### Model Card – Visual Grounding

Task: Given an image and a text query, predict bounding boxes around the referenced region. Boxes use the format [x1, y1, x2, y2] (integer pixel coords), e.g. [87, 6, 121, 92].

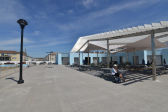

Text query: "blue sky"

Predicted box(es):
[0, 0, 168, 57]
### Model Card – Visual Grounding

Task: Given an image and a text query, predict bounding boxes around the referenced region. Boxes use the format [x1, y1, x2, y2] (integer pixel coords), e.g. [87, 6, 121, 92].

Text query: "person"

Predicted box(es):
[111, 64, 125, 83]
[147, 60, 150, 66]
[142, 59, 145, 65]
[164, 58, 166, 65]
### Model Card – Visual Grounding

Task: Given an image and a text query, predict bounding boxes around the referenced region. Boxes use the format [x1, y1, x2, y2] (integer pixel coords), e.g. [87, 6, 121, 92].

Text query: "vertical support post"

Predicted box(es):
[126, 52, 129, 63]
[97, 50, 99, 65]
[87, 41, 90, 65]
[151, 30, 156, 80]
[133, 49, 136, 65]
[78, 51, 80, 65]
[88, 51, 90, 65]
[82, 52, 83, 65]
[107, 39, 110, 68]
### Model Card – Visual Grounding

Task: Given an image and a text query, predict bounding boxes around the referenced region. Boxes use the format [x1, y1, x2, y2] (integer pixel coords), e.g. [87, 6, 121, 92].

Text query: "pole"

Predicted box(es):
[151, 30, 156, 80]
[126, 51, 129, 63]
[82, 52, 83, 65]
[88, 51, 90, 65]
[97, 50, 99, 65]
[78, 51, 80, 65]
[133, 51, 135, 65]
[17, 19, 28, 84]
[107, 39, 110, 68]
[18, 27, 24, 84]
[87, 41, 90, 65]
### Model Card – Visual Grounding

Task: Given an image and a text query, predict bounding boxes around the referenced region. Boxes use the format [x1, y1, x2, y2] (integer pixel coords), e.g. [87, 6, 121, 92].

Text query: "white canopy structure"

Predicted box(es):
[71, 21, 168, 80]
[119, 36, 166, 52]
[71, 21, 168, 52]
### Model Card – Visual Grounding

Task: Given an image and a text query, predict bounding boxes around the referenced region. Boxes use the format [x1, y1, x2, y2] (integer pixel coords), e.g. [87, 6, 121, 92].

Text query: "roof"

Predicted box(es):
[0, 50, 27, 55]
[119, 36, 166, 52]
[71, 21, 168, 52]
[0, 50, 19, 54]
[50, 52, 56, 55]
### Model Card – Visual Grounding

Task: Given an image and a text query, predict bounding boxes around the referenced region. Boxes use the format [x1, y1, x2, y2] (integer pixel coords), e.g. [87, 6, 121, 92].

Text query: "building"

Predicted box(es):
[55, 21, 168, 66]
[0, 50, 27, 62]
[55, 48, 168, 66]
[26, 56, 33, 61]
[32, 58, 44, 61]
[44, 52, 57, 63]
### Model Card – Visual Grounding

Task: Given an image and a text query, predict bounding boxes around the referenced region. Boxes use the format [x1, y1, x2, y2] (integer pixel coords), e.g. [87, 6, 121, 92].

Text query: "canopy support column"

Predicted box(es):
[126, 51, 129, 63]
[88, 51, 90, 65]
[78, 51, 80, 65]
[151, 31, 156, 80]
[97, 50, 99, 65]
[133, 51, 135, 65]
[82, 52, 83, 65]
[107, 39, 110, 68]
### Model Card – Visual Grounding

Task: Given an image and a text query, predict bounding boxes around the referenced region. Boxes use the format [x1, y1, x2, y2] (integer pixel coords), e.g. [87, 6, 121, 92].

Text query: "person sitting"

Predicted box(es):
[112, 64, 125, 83]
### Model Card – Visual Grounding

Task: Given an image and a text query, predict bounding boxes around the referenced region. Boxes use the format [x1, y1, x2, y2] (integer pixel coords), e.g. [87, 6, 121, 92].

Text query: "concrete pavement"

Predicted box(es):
[0, 65, 168, 112]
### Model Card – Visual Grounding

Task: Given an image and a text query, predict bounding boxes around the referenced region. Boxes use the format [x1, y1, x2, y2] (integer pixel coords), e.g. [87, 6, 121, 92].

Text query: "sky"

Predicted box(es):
[0, 0, 168, 57]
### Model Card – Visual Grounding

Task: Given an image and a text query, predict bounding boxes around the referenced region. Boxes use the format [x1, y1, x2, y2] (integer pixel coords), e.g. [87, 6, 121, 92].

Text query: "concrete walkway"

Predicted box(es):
[0, 65, 168, 112]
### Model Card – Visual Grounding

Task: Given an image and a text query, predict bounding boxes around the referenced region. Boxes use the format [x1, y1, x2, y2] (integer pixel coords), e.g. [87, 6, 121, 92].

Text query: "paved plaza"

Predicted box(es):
[0, 65, 168, 112]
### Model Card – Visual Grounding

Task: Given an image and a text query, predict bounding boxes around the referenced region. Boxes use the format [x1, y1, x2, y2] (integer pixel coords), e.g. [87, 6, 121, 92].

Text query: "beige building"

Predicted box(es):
[0, 50, 27, 62]
[44, 52, 56, 63]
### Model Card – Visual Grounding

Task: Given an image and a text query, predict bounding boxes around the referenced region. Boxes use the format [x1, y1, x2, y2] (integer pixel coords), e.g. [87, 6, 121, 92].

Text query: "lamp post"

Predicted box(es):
[17, 19, 28, 84]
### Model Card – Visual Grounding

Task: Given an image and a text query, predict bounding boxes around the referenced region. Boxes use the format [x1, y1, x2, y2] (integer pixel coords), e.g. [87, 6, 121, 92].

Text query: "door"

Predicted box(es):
[62, 57, 69, 65]
[74, 57, 79, 64]
[119, 56, 123, 64]
[133, 56, 139, 65]
[85, 57, 90, 65]
[93, 57, 98, 65]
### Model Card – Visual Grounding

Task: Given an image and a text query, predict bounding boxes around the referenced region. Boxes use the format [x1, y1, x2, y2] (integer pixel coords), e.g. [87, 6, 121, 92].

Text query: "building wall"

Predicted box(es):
[69, 52, 107, 65]
[161, 49, 168, 64]
[126, 50, 145, 65]
[10, 54, 20, 61]
[44, 53, 56, 62]
[56, 49, 168, 65]
[57, 53, 62, 65]
[111, 52, 127, 64]
[0, 53, 26, 61]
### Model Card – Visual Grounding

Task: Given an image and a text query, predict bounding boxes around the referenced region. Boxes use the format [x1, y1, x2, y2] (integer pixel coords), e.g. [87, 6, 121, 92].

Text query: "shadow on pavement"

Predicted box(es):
[68, 66, 167, 86]
[6, 77, 18, 83]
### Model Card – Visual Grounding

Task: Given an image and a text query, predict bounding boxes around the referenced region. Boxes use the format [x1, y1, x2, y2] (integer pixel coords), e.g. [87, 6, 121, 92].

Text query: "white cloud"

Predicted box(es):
[0, 46, 19, 51]
[57, 0, 161, 31]
[67, 9, 74, 14]
[82, 0, 96, 8]
[33, 31, 40, 36]
[27, 40, 71, 48]
[0, 38, 34, 46]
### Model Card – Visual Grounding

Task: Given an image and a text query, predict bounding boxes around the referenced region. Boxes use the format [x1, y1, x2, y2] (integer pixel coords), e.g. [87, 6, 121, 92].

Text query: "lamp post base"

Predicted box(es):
[17, 80, 24, 84]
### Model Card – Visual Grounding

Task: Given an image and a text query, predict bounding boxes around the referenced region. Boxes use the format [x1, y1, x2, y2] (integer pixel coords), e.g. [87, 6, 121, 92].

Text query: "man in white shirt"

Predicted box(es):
[112, 64, 125, 82]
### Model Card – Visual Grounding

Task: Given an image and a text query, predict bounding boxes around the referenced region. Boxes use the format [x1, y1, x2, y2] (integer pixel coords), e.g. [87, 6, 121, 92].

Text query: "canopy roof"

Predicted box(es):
[119, 36, 166, 52]
[81, 43, 106, 52]
[71, 21, 168, 52]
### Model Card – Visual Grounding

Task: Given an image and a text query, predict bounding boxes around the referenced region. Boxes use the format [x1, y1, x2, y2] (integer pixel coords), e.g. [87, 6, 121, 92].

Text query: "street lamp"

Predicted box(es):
[17, 19, 28, 84]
